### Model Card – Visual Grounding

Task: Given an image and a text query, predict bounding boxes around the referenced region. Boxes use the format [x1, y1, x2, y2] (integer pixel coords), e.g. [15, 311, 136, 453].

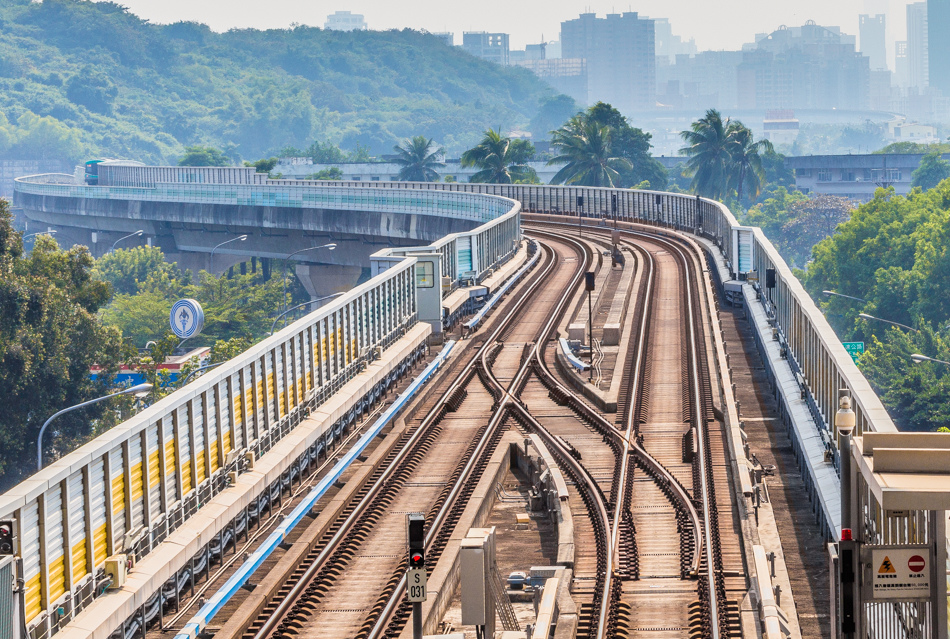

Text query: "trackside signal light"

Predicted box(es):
[408, 513, 425, 569]
[410, 551, 425, 568]
[0, 520, 14, 555]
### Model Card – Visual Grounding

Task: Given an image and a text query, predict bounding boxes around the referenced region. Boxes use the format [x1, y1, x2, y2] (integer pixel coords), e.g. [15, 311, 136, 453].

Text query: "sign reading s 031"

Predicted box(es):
[407, 567, 427, 602]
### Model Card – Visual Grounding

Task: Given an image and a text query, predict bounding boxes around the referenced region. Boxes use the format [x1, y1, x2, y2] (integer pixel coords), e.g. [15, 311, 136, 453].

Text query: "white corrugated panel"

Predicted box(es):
[146, 424, 162, 520]
[89, 458, 108, 567]
[274, 347, 285, 419]
[206, 391, 220, 474]
[192, 398, 206, 485]
[177, 405, 193, 495]
[44, 484, 66, 603]
[223, 374, 239, 452]
[67, 471, 88, 582]
[20, 502, 41, 622]
[162, 416, 178, 506]
[108, 447, 127, 547]
[128, 437, 145, 529]
[253, 360, 265, 435]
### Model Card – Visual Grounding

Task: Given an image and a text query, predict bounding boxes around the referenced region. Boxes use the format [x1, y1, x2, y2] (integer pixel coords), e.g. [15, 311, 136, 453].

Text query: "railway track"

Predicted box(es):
[236, 236, 592, 639]
[232, 220, 746, 639]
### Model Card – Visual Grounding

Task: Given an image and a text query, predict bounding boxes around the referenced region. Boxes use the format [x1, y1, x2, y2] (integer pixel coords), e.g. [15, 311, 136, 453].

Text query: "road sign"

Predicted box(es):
[407, 567, 427, 602]
[170, 299, 204, 339]
[865, 545, 932, 600]
[842, 341, 865, 363]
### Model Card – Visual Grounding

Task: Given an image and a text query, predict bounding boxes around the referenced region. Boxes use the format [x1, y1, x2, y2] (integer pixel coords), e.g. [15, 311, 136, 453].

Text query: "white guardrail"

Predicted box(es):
[6, 176, 525, 639]
[8, 175, 897, 639]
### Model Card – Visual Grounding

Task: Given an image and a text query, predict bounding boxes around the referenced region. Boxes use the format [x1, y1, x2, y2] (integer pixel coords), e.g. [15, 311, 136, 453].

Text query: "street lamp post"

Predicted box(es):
[857, 313, 917, 332]
[110, 229, 144, 253]
[37, 383, 153, 470]
[269, 293, 344, 335]
[280, 243, 337, 313]
[911, 353, 950, 367]
[23, 229, 57, 241]
[822, 290, 868, 304]
[209, 234, 248, 273]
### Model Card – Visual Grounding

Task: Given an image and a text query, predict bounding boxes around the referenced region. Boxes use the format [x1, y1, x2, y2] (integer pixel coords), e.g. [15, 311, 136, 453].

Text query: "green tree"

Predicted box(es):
[392, 136, 445, 182]
[306, 140, 347, 164]
[177, 145, 230, 167]
[65, 67, 118, 114]
[727, 124, 773, 202]
[246, 156, 279, 174]
[680, 109, 735, 199]
[548, 115, 632, 187]
[93, 246, 187, 296]
[585, 102, 667, 189]
[306, 167, 343, 180]
[0, 201, 126, 487]
[529, 94, 580, 141]
[780, 195, 853, 267]
[461, 129, 536, 184]
[911, 150, 950, 191]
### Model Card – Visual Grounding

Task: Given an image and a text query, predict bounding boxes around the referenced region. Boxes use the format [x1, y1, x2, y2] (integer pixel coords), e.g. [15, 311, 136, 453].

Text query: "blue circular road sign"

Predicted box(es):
[170, 299, 204, 339]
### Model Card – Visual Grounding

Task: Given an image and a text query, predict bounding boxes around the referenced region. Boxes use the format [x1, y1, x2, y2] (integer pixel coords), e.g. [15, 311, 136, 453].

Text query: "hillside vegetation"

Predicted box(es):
[0, 0, 558, 164]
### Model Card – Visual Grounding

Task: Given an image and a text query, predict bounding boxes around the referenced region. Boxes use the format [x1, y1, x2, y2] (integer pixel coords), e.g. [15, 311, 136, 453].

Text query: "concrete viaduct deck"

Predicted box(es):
[6, 170, 940, 639]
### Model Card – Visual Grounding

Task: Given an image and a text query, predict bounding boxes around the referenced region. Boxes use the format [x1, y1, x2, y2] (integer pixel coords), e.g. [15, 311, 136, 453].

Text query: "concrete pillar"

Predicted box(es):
[295, 264, 363, 299]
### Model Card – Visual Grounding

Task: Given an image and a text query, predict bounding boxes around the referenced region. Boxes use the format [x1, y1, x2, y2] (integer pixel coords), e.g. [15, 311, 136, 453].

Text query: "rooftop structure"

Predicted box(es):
[324, 11, 367, 32]
[785, 152, 948, 201]
[462, 31, 510, 66]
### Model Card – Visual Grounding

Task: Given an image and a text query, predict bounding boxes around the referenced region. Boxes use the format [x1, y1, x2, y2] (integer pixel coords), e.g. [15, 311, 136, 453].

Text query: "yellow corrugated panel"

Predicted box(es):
[24, 573, 41, 622]
[195, 449, 206, 484]
[111, 474, 124, 514]
[148, 449, 161, 488]
[222, 427, 232, 454]
[209, 442, 220, 473]
[92, 523, 108, 565]
[233, 393, 243, 425]
[48, 555, 66, 602]
[306, 371, 312, 391]
[164, 438, 176, 477]
[130, 462, 144, 502]
[181, 460, 193, 494]
[71, 538, 88, 581]
[267, 373, 275, 402]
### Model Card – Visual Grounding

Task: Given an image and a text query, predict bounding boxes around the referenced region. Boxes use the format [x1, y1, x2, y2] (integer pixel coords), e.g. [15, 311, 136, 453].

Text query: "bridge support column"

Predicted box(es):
[295, 264, 363, 299]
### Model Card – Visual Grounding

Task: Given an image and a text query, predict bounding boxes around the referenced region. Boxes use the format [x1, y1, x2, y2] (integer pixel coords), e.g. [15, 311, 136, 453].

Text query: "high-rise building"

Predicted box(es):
[736, 22, 869, 111]
[907, 2, 929, 89]
[859, 14, 887, 70]
[895, 41, 910, 87]
[928, 0, 950, 93]
[560, 12, 656, 114]
[462, 32, 510, 66]
[324, 11, 367, 32]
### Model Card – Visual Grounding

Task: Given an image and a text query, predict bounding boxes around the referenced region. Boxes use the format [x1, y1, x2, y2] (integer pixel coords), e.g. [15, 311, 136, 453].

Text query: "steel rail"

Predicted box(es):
[250, 246, 555, 639]
[365, 235, 595, 639]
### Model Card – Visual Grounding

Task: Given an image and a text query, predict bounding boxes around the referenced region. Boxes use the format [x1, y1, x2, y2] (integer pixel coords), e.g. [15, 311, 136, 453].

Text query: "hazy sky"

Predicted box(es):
[105, 0, 918, 59]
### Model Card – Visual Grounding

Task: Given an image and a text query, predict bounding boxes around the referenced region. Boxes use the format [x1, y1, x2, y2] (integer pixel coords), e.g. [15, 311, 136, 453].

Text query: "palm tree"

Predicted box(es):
[728, 123, 774, 202]
[547, 116, 632, 187]
[392, 136, 445, 182]
[679, 109, 734, 199]
[461, 129, 536, 184]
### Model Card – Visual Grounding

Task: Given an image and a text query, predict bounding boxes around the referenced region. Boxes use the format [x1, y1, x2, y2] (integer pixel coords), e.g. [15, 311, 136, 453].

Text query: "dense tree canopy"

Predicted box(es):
[0, 200, 126, 488]
[802, 180, 950, 430]
[96, 248, 285, 348]
[911, 151, 950, 191]
[0, 0, 560, 162]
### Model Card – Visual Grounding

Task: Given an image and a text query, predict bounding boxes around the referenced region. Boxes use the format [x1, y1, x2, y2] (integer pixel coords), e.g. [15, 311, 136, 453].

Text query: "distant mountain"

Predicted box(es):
[0, 0, 559, 164]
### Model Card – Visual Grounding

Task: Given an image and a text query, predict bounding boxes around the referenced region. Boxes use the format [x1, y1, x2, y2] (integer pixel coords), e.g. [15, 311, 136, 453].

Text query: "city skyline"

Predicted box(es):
[97, 0, 921, 57]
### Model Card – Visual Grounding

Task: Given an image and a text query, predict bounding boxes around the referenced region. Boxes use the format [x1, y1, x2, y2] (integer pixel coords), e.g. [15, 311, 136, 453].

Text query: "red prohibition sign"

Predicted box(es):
[908, 555, 926, 573]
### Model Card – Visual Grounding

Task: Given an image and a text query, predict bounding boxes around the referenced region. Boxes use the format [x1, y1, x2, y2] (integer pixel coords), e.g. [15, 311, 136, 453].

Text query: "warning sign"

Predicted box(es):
[878, 556, 896, 574]
[868, 547, 932, 600]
